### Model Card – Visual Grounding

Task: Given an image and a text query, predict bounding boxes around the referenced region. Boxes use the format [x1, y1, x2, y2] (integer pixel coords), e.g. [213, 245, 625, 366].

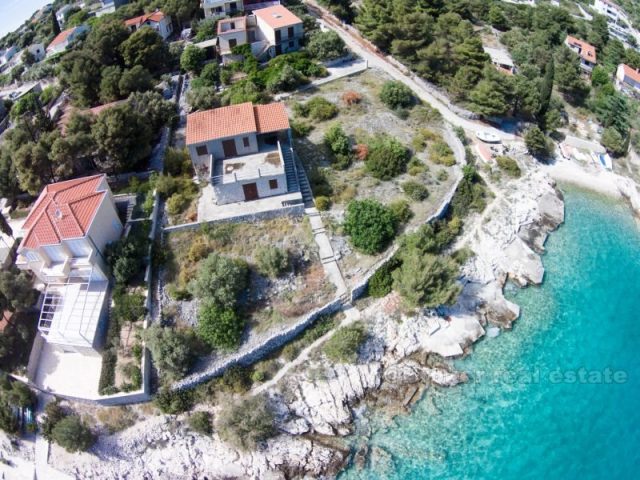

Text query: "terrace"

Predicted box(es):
[210, 138, 284, 185]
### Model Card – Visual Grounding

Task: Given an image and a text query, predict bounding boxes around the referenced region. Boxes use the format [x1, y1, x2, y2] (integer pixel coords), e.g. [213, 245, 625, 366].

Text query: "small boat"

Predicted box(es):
[476, 131, 501, 143]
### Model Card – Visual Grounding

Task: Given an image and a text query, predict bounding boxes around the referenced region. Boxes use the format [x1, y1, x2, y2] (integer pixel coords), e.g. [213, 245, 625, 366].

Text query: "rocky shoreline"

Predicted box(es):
[39, 170, 566, 479]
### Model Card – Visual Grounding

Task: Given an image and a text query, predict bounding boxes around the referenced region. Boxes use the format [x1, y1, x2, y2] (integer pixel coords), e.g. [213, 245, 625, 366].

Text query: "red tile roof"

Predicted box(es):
[124, 11, 166, 28]
[47, 27, 77, 51]
[20, 175, 107, 250]
[253, 5, 302, 29]
[621, 64, 640, 84]
[565, 35, 597, 64]
[186, 102, 290, 145]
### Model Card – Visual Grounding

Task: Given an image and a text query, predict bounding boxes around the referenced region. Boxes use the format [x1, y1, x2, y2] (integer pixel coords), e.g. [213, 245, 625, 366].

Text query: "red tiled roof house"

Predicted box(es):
[46, 25, 89, 56]
[186, 102, 295, 204]
[124, 10, 173, 40]
[16, 175, 123, 354]
[564, 35, 597, 74]
[616, 63, 640, 96]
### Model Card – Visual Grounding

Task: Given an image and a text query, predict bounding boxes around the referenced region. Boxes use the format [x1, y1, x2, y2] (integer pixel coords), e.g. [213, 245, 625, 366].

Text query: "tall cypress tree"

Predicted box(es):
[51, 11, 61, 36]
[538, 57, 555, 118]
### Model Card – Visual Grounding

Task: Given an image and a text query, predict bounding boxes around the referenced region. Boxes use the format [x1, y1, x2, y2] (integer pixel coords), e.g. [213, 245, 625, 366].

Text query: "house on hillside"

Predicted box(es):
[124, 11, 173, 40]
[216, 4, 303, 62]
[96, 0, 129, 17]
[56, 4, 76, 27]
[201, 0, 244, 20]
[483, 46, 515, 75]
[1, 44, 46, 73]
[0, 46, 18, 66]
[186, 102, 296, 204]
[15, 175, 123, 355]
[564, 36, 597, 74]
[615, 63, 640, 96]
[592, 0, 636, 45]
[46, 25, 89, 56]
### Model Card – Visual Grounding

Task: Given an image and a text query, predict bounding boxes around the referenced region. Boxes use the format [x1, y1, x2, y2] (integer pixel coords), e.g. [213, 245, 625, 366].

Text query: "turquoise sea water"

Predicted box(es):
[341, 187, 640, 480]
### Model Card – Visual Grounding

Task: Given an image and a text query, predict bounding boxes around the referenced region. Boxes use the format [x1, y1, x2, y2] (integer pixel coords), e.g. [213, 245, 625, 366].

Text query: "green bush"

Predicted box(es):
[495, 156, 521, 177]
[290, 118, 313, 137]
[219, 366, 252, 393]
[51, 416, 95, 453]
[299, 97, 338, 121]
[524, 126, 551, 158]
[429, 140, 456, 166]
[197, 304, 245, 350]
[41, 402, 67, 441]
[365, 135, 410, 180]
[144, 326, 196, 382]
[307, 30, 347, 61]
[217, 395, 275, 451]
[255, 246, 289, 278]
[323, 323, 366, 363]
[402, 181, 429, 201]
[166, 193, 191, 215]
[389, 199, 413, 227]
[344, 199, 396, 254]
[324, 123, 351, 156]
[164, 148, 192, 176]
[189, 253, 249, 308]
[112, 291, 146, 325]
[368, 259, 399, 298]
[98, 348, 118, 395]
[380, 81, 415, 110]
[315, 196, 331, 211]
[188, 411, 212, 435]
[155, 388, 194, 414]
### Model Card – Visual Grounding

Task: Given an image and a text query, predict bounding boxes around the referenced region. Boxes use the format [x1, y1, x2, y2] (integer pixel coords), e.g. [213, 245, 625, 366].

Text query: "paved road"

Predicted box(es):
[304, 0, 516, 141]
[563, 134, 606, 153]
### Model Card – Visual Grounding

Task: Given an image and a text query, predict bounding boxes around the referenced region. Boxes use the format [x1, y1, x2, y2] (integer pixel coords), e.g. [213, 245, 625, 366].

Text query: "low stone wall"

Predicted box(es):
[322, 53, 355, 68]
[172, 297, 344, 391]
[163, 203, 305, 234]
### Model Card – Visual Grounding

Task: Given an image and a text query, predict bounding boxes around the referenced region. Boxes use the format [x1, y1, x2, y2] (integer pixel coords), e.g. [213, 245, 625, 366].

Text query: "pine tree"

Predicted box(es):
[0, 213, 12, 238]
[538, 57, 555, 118]
[51, 11, 60, 36]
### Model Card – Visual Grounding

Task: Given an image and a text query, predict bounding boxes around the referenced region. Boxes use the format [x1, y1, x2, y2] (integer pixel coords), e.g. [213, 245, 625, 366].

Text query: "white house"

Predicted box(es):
[96, 0, 129, 17]
[0, 46, 18, 66]
[56, 4, 76, 27]
[124, 10, 173, 40]
[565, 35, 597, 74]
[186, 102, 296, 204]
[615, 63, 640, 96]
[483, 46, 515, 75]
[216, 4, 303, 61]
[201, 0, 243, 19]
[592, 0, 637, 45]
[16, 175, 123, 355]
[46, 25, 89, 56]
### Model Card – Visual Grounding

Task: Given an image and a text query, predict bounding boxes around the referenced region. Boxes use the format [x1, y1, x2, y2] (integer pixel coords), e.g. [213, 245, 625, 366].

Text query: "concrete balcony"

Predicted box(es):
[210, 140, 285, 186]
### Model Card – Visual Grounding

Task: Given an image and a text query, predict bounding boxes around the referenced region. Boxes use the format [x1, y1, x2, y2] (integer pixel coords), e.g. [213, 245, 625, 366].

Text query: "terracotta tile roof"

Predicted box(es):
[186, 102, 289, 145]
[20, 175, 107, 250]
[58, 100, 124, 135]
[124, 10, 166, 28]
[217, 16, 247, 35]
[565, 35, 597, 64]
[47, 27, 77, 51]
[253, 5, 302, 30]
[620, 64, 640, 85]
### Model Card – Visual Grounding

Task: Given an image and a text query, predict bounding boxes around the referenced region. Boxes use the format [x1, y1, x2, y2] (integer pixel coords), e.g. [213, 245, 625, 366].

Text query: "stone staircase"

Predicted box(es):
[292, 153, 315, 208]
[282, 144, 300, 194]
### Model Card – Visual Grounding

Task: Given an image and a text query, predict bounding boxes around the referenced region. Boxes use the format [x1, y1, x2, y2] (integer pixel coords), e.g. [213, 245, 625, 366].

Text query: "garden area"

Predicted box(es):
[285, 69, 462, 281]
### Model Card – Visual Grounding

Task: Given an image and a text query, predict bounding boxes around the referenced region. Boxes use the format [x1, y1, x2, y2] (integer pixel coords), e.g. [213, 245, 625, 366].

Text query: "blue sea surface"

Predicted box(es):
[341, 187, 640, 480]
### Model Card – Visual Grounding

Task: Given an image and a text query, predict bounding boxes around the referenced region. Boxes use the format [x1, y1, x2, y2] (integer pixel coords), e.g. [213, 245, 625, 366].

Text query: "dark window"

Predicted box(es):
[229, 38, 237, 48]
[288, 27, 294, 38]
[230, 22, 235, 29]
[275, 30, 281, 42]
[269, 179, 278, 190]
[195, 145, 208, 156]
[243, 137, 250, 148]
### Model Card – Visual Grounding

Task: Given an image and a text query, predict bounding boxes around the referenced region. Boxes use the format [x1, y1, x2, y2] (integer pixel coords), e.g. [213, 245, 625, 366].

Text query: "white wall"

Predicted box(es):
[219, 29, 248, 54]
[214, 172, 288, 204]
[188, 132, 259, 163]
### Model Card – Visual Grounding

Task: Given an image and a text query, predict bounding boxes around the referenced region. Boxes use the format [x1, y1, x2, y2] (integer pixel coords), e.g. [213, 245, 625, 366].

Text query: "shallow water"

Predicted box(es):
[341, 187, 640, 480]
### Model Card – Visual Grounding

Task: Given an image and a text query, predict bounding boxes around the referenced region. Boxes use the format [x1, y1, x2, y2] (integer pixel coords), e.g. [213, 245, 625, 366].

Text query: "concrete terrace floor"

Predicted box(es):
[197, 184, 303, 222]
[34, 342, 102, 399]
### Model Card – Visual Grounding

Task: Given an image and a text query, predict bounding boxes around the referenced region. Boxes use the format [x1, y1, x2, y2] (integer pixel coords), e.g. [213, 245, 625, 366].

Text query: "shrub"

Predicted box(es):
[164, 148, 192, 176]
[342, 91, 362, 106]
[354, 143, 368, 161]
[601, 127, 627, 156]
[219, 366, 252, 393]
[324, 123, 351, 156]
[380, 81, 415, 110]
[524, 126, 551, 159]
[187, 238, 210, 263]
[429, 140, 456, 166]
[188, 411, 212, 435]
[197, 304, 244, 350]
[305, 97, 338, 121]
[437, 169, 449, 181]
[217, 395, 275, 451]
[365, 135, 410, 180]
[307, 30, 347, 61]
[144, 326, 195, 381]
[290, 118, 313, 138]
[323, 323, 366, 363]
[189, 253, 249, 308]
[98, 348, 117, 395]
[255, 246, 289, 278]
[389, 199, 413, 226]
[495, 156, 521, 177]
[393, 251, 461, 308]
[343, 200, 396, 254]
[41, 402, 67, 441]
[111, 292, 146, 325]
[412, 128, 439, 152]
[155, 388, 194, 414]
[407, 157, 427, 176]
[368, 258, 399, 298]
[315, 196, 331, 211]
[51, 416, 95, 453]
[121, 363, 142, 389]
[166, 193, 190, 215]
[402, 181, 429, 201]
[180, 45, 206, 73]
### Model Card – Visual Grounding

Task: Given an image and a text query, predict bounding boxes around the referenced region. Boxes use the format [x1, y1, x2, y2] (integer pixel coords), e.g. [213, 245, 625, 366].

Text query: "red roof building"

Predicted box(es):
[124, 10, 173, 40]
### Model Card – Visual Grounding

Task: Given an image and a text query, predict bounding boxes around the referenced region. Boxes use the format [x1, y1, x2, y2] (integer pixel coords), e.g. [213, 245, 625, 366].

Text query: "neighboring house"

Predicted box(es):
[564, 36, 597, 73]
[217, 4, 303, 61]
[46, 25, 89, 56]
[56, 4, 75, 27]
[483, 46, 515, 75]
[58, 99, 125, 134]
[0, 46, 18, 66]
[0, 44, 45, 74]
[592, 0, 636, 44]
[16, 175, 123, 355]
[201, 0, 244, 20]
[615, 63, 640, 96]
[96, 0, 129, 17]
[186, 102, 295, 204]
[124, 10, 173, 40]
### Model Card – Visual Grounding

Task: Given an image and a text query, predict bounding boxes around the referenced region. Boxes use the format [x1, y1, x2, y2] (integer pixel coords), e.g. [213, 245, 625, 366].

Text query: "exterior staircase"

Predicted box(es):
[282, 142, 300, 193]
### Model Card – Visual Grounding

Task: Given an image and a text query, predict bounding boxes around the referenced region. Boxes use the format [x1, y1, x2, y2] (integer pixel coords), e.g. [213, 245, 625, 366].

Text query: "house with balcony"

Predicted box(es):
[186, 102, 298, 204]
[202, 0, 243, 19]
[564, 36, 597, 74]
[46, 24, 89, 56]
[16, 175, 123, 356]
[615, 64, 640, 96]
[593, 0, 637, 45]
[216, 4, 303, 62]
[124, 10, 173, 40]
